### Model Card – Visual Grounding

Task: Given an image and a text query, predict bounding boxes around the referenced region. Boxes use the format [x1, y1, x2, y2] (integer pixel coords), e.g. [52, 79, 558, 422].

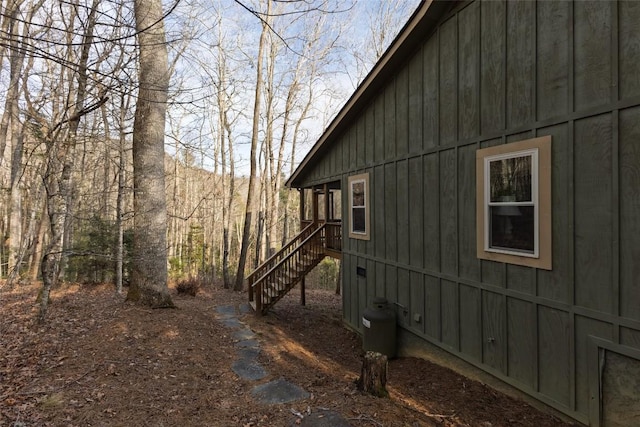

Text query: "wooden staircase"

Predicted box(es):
[248, 223, 327, 315]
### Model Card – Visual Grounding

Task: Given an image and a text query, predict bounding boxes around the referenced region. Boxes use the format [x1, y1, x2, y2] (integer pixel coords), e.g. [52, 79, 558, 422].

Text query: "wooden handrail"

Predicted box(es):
[248, 222, 320, 313]
[248, 219, 343, 314]
[252, 224, 326, 287]
[246, 222, 317, 284]
[249, 224, 327, 314]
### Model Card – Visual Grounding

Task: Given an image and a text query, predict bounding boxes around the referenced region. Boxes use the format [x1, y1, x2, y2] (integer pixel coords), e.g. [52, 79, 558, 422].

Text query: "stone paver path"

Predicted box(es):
[214, 304, 352, 426]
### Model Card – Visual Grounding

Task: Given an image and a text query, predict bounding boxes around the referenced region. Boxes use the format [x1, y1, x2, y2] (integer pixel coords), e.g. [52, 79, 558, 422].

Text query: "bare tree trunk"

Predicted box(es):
[254, 187, 265, 269]
[263, 41, 276, 258]
[234, 0, 271, 291]
[40, 142, 71, 320]
[14, 184, 43, 283]
[216, 44, 236, 288]
[0, 0, 21, 170]
[7, 132, 23, 284]
[280, 31, 317, 246]
[39, 0, 102, 321]
[29, 200, 47, 281]
[223, 116, 236, 288]
[115, 92, 130, 294]
[126, 0, 173, 308]
[1, 0, 28, 280]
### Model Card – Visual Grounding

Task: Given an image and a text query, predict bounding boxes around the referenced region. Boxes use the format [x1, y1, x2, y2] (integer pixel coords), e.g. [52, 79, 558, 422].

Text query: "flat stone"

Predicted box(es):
[232, 358, 267, 381]
[237, 348, 260, 361]
[252, 378, 310, 405]
[233, 328, 256, 341]
[215, 305, 237, 317]
[219, 318, 243, 329]
[235, 339, 259, 349]
[238, 303, 253, 314]
[295, 409, 351, 427]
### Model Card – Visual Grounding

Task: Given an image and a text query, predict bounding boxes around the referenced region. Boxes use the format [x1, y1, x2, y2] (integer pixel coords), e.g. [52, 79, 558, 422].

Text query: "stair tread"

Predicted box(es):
[250, 235, 329, 315]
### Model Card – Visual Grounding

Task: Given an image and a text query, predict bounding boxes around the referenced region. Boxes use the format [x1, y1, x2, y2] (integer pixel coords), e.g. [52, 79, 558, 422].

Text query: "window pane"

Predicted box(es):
[317, 193, 325, 220]
[352, 208, 366, 233]
[352, 181, 365, 207]
[489, 205, 534, 253]
[303, 189, 313, 220]
[331, 190, 342, 220]
[489, 155, 532, 202]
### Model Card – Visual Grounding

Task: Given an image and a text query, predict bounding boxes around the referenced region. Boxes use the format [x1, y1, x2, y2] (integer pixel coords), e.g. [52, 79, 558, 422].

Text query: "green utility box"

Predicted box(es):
[362, 297, 397, 358]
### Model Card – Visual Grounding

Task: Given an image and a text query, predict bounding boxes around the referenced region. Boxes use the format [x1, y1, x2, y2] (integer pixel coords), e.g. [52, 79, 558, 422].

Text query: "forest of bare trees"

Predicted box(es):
[0, 0, 418, 318]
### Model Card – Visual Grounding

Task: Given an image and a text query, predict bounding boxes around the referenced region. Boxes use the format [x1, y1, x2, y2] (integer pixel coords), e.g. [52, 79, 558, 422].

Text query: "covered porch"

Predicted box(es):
[247, 180, 342, 315]
[298, 180, 343, 259]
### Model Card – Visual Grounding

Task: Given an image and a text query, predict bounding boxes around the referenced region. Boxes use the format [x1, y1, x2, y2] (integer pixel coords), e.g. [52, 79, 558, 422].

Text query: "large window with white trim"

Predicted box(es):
[348, 173, 370, 240]
[476, 136, 552, 270]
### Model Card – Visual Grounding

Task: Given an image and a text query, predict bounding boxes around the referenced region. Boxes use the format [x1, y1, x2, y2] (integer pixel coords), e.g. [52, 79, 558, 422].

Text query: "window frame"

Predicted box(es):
[348, 173, 370, 240]
[476, 136, 552, 270]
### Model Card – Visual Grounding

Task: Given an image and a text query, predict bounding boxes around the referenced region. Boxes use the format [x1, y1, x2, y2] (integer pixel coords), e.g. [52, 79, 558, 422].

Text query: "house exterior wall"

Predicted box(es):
[294, 1, 640, 423]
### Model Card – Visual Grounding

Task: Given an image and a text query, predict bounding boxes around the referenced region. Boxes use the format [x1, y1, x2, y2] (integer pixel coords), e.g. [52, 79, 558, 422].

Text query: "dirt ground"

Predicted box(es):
[0, 282, 580, 427]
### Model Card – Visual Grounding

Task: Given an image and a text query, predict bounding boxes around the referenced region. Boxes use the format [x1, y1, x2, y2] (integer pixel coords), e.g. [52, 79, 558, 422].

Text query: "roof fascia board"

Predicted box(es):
[286, 0, 450, 188]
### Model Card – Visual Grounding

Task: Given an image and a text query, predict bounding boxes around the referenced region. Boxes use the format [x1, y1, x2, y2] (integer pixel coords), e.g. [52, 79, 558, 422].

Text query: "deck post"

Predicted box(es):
[300, 276, 306, 306]
[312, 187, 319, 223]
[299, 188, 305, 229]
[323, 183, 329, 223]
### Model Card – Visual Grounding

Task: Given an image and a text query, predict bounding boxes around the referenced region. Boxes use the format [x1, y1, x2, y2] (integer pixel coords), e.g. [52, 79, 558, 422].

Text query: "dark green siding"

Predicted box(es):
[480, 1, 505, 133]
[620, 2, 640, 98]
[483, 291, 506, 373]
[574, 1, 612, 111]
[458, 144, 478, 281]
[293, 1, 640, 423]
[620, 107, 640, 321]
[575, 114, 613, 313]
[537, 123, 570, 303]
[507, 298, 535, 386]
[536, 1, 569, 121]
[459, 284, 481, 361]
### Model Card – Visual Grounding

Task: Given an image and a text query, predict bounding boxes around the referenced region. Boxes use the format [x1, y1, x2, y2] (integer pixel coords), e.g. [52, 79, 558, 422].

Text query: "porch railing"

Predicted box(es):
[248, 223, 326, 314]
[247, 222, 316, 293]
[325, 221, 341, 251]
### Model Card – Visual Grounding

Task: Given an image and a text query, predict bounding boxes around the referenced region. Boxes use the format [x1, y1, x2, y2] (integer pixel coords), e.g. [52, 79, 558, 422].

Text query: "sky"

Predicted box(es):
[163, 0, 421, 177]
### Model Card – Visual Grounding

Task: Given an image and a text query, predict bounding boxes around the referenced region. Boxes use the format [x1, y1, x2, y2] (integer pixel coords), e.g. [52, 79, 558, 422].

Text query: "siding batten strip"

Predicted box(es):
[611, 0, 621, 347]
[566, 0, 577, 409]
[612, 109, 620, 344]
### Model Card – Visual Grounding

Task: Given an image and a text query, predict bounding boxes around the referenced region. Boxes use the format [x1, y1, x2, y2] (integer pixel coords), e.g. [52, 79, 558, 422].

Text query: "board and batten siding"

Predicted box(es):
[294, 1, 640, 423]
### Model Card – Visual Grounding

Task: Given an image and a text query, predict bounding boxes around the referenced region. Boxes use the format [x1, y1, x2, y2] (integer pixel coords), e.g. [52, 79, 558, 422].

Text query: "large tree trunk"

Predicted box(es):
[126, 0, 173, 308]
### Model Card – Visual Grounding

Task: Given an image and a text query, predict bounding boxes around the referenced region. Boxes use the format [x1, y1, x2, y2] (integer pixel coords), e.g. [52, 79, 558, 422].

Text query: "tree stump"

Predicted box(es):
[357, 351, 388, 397]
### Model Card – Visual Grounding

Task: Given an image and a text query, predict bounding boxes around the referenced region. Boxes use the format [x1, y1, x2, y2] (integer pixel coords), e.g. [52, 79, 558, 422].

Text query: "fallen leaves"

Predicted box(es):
[0, 282, 576, 427]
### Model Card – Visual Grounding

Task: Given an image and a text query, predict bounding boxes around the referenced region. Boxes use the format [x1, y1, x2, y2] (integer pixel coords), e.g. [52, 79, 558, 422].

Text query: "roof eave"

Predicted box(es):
[286, 0, 453, 189]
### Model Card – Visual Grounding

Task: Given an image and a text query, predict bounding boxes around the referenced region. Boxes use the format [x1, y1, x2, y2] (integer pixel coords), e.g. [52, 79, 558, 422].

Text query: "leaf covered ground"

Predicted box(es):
[0, 282, 579, 426]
